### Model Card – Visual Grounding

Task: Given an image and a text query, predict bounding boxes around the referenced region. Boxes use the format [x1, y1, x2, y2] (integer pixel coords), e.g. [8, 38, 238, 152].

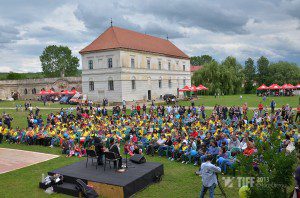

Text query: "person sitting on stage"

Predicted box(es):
[109, 138, 122, 169]
[94, 135, 105, 165]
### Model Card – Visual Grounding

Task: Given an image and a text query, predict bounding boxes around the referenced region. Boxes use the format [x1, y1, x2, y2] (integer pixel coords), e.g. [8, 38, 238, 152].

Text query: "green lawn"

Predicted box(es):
[0, 100, 72, 109]
[0, 143, 238, 198]
[176, 94, 299, 108]
[1, 109, 61, 129]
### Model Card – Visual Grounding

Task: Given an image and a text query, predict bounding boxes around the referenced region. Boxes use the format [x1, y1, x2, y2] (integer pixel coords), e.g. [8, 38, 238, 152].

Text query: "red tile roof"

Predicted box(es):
[80, 26, 189, 59]
[190, 65, 203, 72]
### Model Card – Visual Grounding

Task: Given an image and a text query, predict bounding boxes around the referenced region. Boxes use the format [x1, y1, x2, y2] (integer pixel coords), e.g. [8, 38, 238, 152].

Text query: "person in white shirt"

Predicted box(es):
[199, 154, 221, 198]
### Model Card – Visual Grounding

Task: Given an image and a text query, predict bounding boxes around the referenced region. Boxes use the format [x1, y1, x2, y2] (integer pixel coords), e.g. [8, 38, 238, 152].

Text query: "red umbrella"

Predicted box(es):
[37, 90, 48, 95]
[196, 84, 208, 91]
[179, 85, 190, 92]
[61, 90, 70, 95]
[268, 84, 281, 90]
[282, 84, 295, 89]
[70, 89, 78, 95]
[257, 84, 269, 90]
[287, 84, 295, 89]
[47, 89, 57, 95]
[190, 85, 198, 92]
[296, 84, 300, 89]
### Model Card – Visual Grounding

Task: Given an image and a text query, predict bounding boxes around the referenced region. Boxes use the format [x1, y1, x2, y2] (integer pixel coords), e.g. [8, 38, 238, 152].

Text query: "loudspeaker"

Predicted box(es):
[130, 154, 146, 164]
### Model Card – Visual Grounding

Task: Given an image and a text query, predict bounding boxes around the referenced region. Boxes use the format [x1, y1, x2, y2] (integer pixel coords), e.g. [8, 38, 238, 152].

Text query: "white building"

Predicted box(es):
[80, 26, 191, 102]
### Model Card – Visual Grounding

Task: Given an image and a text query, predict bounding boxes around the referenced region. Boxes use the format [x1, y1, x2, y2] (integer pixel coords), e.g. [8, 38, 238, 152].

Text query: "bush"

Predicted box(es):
[237, 126, 297, 198]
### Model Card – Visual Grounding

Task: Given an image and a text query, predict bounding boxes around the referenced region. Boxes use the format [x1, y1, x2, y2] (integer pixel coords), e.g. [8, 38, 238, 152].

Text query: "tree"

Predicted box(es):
[192, 56, 244, 95]
[244, 58, 256, 93]
[192, 60, 221, 95]
[40, 45, 79, 78]
[190, 55, 213, 66]
[221, 56, 244, 94]
[257, 56, 269, 85]
[6, 72, 24, 80]
[267, 61, 300, 85]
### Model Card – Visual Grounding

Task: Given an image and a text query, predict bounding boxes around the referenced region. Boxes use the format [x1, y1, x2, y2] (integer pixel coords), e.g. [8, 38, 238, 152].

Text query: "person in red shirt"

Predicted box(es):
[136, 104, 141, 115]
[258, 102, 263, 115]
[190, 130, 198, 138]
[243, 141, 255, 156]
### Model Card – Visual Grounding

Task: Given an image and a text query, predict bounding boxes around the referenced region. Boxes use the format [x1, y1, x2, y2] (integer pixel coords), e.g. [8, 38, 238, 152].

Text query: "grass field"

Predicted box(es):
[176, 94, 299, 108]
[1, 94, 298, 109]
[0, 142, 239, 198]
[0, 100, 72, 109]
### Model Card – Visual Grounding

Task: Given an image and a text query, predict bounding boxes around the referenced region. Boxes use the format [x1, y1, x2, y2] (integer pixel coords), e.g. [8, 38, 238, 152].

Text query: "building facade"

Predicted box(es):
[0, 77, 82, 100]
[81, 26, 191, 102]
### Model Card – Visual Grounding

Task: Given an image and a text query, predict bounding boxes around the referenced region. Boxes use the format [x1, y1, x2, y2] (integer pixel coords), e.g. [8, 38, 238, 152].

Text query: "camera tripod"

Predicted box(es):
[215, 174, 227, 198]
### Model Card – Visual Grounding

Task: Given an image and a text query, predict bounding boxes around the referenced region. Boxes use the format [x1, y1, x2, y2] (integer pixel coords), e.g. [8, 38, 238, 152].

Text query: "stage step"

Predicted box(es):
[53, 182, 80, 197]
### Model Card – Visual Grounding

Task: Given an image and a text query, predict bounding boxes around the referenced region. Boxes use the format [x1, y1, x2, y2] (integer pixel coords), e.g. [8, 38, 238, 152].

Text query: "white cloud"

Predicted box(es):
[0, 0, 299, 73]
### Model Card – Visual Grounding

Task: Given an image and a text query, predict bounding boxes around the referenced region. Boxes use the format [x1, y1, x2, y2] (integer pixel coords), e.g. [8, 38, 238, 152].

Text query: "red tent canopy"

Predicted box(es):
[268, 84, 281, 90]
[190, 85, 198, 92]
[61, 90, 70, 95]
[296, 84, 300, 89]
[179, 85, 190, 92]
[257, 84, 269, 90]
[47, 89, 57, 95]
[37, 90, 48, 95]
[282, 84, 295, 89]
[70, 89, 78, 95]
[196, 84, 208, 91]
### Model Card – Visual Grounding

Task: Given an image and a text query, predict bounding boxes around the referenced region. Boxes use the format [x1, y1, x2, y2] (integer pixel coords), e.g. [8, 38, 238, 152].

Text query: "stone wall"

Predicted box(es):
[0, 77, 82, 100]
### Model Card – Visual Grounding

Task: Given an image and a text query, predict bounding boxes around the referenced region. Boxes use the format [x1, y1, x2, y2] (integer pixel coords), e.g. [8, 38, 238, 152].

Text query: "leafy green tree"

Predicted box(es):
[257, 56, 269, 85]
[267, 61, 300, 85]
[221, 56, 244, 94]
[190, 55, 213, 66]
[244, 58, 256, 93]
[192, 60, 221, 95]
[40, 45, 79, 78]
[6, 72, 24, 80]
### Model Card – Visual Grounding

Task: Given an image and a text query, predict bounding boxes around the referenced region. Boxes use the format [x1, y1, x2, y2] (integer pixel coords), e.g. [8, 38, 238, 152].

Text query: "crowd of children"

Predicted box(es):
[0, 101, 299, 174]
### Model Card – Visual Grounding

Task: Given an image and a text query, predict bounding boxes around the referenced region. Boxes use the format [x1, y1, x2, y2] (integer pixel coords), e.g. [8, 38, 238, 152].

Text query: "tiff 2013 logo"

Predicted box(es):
[222, 177, 269, 188]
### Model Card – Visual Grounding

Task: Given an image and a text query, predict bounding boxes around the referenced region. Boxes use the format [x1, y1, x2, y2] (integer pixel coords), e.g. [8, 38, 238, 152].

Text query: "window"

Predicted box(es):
[158, 79, 162, 88]
[108, 58, 113, 68]
[168, 62, 171, 70]
[131, 80, 136, 90]
[32, 88, 36, 94]
[168, 79, 172, 88]
[89, 81, 94, 91]
[88, 60, 93, 70]
[131, 58, 135, 68]
[147, 59, 151, 69]
[183, 64, 186, 71]
[108, 80, 114, 90]
[158, 61, 162, 70]
[183, 79, 186, 86]
[24, 89, 28, 95]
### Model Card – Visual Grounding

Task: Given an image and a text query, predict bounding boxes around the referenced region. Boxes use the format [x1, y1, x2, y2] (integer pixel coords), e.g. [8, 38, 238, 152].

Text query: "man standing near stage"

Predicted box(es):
[109, 138, 122, 169]
[199, 155, 221, 198]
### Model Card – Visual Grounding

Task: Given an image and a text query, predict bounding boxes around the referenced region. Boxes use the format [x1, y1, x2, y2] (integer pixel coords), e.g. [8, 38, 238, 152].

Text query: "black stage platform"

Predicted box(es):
[41, 160, 164, 198]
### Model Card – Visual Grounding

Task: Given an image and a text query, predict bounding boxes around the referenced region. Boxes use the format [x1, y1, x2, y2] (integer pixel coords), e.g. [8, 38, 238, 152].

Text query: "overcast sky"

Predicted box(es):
[1, 0, 300, 72]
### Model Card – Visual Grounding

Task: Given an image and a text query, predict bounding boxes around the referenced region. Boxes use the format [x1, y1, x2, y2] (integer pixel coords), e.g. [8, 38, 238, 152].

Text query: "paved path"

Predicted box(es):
[0, 148, 58, 174]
